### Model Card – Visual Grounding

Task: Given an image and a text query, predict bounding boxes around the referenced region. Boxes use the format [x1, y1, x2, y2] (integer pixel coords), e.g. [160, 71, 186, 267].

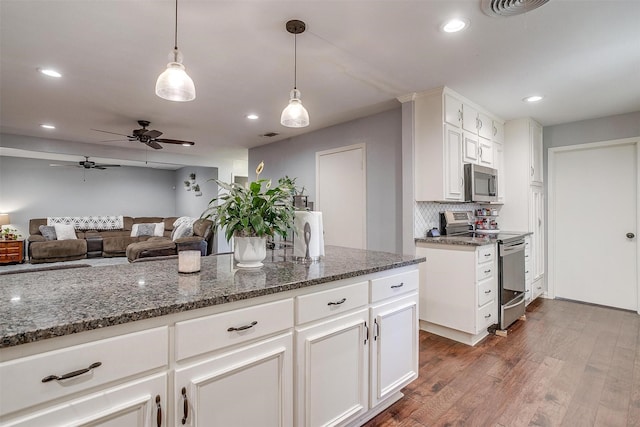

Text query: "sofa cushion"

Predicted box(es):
[39, 225, 57, 240]
[131, 223, 161, 237]
[192, 219, 213, 238]
[54, 224, 77, 240]
[30, 239, 87, 259]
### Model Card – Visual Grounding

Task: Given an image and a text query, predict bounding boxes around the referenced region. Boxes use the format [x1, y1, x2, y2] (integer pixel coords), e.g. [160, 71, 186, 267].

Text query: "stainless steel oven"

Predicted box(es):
[498, 236, 526, 330]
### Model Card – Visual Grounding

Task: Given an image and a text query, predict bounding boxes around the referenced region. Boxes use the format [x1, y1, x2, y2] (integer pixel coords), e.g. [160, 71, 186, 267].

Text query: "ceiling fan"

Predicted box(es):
[50, 156, 121, 170]
[92, 120, 195, 149]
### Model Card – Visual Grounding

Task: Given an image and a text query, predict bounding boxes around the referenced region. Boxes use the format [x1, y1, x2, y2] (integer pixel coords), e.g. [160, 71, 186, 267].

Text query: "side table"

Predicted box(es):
[0, 239, 25, 264]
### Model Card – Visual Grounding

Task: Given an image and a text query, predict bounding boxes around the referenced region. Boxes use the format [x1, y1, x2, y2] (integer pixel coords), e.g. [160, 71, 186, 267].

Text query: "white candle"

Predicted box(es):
[178, 250, 201, 273]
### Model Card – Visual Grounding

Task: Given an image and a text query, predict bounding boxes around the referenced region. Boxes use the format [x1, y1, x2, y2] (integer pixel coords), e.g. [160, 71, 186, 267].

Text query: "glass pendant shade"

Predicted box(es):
[281, 89, 309, 128]
[155, 61, 196, 102]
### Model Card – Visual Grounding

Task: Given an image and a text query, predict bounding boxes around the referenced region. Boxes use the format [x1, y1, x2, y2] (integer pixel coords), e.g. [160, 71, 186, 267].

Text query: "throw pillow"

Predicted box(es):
[136, 224, 156, 237]
[39, 225, 57, 240]
[53, 224, 77, 240]
[172, 222, 194, 241]
[153, 222, 165, 237]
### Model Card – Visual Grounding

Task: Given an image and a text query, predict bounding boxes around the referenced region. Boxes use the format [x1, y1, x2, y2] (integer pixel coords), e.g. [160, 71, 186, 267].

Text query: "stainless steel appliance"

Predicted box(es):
[498, 234, 526, 329]
[464, 164, 498, 203]
[439, 211, 472, 235]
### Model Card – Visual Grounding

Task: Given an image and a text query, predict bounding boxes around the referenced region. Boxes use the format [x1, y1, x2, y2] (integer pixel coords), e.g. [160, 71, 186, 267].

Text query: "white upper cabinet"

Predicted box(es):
[530, 120, 544, 185]
[403, 87, 504, 202]
[444, 94, 463, 127]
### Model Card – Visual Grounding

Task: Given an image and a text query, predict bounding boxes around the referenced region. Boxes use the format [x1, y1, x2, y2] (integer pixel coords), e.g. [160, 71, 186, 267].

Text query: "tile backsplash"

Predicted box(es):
[414, 202, 500, 238]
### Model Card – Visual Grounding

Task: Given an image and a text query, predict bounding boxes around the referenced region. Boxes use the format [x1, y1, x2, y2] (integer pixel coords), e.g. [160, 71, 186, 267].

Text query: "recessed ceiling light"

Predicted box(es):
[40, 124, 56, 129]
[246, 114, 259, 120]
[38, 68, 62, 78]
[523, 95, 544, 103]
[442, 18, 468, 33]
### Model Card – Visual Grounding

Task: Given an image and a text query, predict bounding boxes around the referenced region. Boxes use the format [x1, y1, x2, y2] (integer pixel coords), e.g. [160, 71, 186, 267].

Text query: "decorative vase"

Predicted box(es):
[234, 236, 266, 268]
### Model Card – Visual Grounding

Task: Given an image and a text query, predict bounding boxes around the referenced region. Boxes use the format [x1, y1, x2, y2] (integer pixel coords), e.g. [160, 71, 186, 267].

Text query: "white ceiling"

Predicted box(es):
[1, 0, 639, 168]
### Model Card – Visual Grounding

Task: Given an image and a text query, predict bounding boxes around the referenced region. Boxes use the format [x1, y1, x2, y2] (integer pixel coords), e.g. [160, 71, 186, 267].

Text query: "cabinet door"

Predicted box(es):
[493, 141, 505, 203]
[295, 309, 369, 427]
[175, 333, 293, 427]
[492, 120, 504, 144]
[530, 186, 545, 282]
[477, 112, 492, 139]
[462, 132, 479, 164]
[3, 374, 166, 427]
[530, 120, 543, 185]
[444, 125, 464, 201]
[444, 94, 463, 127]
[478, 137, 493, 167]
[462, 104, 478, 133]
[370, 294, 418, 407]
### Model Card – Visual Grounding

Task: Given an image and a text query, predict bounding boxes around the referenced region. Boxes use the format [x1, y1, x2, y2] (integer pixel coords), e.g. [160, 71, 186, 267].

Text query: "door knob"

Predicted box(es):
[626, 233, 635, 239]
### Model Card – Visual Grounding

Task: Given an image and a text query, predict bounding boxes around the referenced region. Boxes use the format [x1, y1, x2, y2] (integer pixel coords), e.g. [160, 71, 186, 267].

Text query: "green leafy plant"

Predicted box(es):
[202, 162, 296, 242]
[1, 227, 21, 240]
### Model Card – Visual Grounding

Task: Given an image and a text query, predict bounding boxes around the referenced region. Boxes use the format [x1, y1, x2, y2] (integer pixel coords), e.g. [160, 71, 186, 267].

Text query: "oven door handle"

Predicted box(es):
[500, 242, 525, 255]
[503, 294, 526, 310]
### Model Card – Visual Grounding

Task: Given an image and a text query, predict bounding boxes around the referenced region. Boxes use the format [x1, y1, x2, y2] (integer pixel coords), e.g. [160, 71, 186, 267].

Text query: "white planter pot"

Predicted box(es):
[234, 236, 266, 268]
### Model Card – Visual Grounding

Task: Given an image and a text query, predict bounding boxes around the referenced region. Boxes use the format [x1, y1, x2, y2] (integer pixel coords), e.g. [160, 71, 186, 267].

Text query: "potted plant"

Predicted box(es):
[189, 173, 196, 184]
[202, 161, 295, 267]
[193, 184, 202, 197]
[184, 180, 191, 191]
[1, 227, 21, 240]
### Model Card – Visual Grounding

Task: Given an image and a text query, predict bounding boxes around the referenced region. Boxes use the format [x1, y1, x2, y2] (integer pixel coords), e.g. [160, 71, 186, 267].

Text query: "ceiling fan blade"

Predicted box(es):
[95, 164, 120, 168]
[143, 129, 163, 139]
[99, 138, 129, 143]
[145, 140, 163, 150]
[155, 138, 195, 146]
[95, 166, 107, 170]
[49, 163, 76, 167]
[91, 128, 131, 137]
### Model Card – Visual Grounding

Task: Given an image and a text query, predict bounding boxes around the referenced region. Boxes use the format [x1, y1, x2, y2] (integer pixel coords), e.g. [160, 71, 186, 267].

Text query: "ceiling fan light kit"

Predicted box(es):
[281, 19, 309, 128]
[155, 0, 196, 102]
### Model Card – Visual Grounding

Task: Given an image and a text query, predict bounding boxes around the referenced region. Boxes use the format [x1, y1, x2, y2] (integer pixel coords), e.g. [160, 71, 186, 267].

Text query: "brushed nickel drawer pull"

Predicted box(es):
[485, 313, 492, 319]
[227, 321, 258, 332]
[390, 282, 404, 289]
[328, 298, 347, 306]
[484, 290, 491, 294]
[42, 362, 102, 383]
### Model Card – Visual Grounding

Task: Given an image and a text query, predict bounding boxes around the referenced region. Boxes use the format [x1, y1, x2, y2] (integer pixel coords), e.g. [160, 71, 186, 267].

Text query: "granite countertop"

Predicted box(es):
[0, 246, 424, 348]
[415, 231, 532, 247]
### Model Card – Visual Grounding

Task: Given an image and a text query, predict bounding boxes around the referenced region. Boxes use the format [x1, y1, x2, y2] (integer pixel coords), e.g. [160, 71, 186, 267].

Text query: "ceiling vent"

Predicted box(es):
[261, 132, 280, 138]
[481, 0, 550, 17]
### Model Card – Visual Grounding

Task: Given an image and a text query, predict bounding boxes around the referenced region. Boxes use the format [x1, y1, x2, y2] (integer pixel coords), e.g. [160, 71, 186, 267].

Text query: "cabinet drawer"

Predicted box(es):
[296, 281, 368, 325]
[477, 245, 495, 265]
[175, 298, 293, 361]
[0, 327, 168, 416]
[370, 270, 418, 303]
[478, 279, 495, 307]
[477, 301, 496, 332]
[476, 263, 495, 282]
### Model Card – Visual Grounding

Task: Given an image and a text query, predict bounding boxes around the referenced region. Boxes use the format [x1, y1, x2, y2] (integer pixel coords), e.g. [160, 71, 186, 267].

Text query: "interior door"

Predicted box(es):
[551, 141, 637, 311]
[316, 144, 366, 249]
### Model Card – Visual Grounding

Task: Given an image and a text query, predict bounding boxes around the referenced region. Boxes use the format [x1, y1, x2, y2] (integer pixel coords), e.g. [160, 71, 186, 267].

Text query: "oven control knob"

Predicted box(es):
[626, 233, 635, 239]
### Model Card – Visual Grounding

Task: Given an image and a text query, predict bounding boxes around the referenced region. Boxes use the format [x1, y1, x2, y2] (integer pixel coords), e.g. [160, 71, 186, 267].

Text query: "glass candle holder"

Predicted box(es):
[178, 250, 201, 274]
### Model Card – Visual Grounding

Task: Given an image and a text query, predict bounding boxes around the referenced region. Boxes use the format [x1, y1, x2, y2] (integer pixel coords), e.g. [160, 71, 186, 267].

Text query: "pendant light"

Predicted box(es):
[155, 0, 196, 102]
[281, 19, 309, 128]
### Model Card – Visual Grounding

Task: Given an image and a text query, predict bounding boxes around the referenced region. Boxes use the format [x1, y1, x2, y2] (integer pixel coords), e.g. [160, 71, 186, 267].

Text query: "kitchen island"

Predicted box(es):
[1, 246, 424, 427]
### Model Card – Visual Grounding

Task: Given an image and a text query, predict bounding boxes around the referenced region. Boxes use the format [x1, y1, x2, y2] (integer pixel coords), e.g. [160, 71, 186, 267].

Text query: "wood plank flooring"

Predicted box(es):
[363, 298, 640, 427]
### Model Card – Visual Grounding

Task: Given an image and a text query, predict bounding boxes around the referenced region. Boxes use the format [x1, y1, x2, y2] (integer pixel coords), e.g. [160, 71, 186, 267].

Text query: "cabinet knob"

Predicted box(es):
[626, 232, 635, 239]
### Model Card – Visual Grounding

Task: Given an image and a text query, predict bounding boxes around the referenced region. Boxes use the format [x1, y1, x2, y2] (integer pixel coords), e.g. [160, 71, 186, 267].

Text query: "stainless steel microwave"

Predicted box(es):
[464, 164, 498, 203]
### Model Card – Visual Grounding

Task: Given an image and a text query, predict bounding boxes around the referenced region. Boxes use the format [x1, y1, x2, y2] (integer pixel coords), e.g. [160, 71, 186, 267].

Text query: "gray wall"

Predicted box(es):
[543, 111, 640, 171]
[249, 107, 403, 254]
[0, 156, 217, 241]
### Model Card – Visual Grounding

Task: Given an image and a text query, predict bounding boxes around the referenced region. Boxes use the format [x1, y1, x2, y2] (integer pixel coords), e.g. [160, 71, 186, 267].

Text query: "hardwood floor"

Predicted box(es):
[363, 298, 640, 427]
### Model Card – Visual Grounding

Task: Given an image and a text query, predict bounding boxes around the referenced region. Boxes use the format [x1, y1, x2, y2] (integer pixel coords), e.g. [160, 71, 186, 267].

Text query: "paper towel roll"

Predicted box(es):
[293, 211, 325, 260]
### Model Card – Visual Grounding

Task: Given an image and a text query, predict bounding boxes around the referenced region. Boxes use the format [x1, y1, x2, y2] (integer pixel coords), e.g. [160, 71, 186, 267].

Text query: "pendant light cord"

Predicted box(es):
[174, 0, 178, 50]
[293, 32, 297, 90]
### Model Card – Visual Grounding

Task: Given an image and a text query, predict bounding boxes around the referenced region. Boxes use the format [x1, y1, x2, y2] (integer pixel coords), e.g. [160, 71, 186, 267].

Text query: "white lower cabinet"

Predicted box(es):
[369, 293, 418, 408]
[295, 309, 370, 427]
[1, 267, 421, 427]
[416, 243, 497, 346]
[2, 373, 167, 427]
[175, 333, 293, 427]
